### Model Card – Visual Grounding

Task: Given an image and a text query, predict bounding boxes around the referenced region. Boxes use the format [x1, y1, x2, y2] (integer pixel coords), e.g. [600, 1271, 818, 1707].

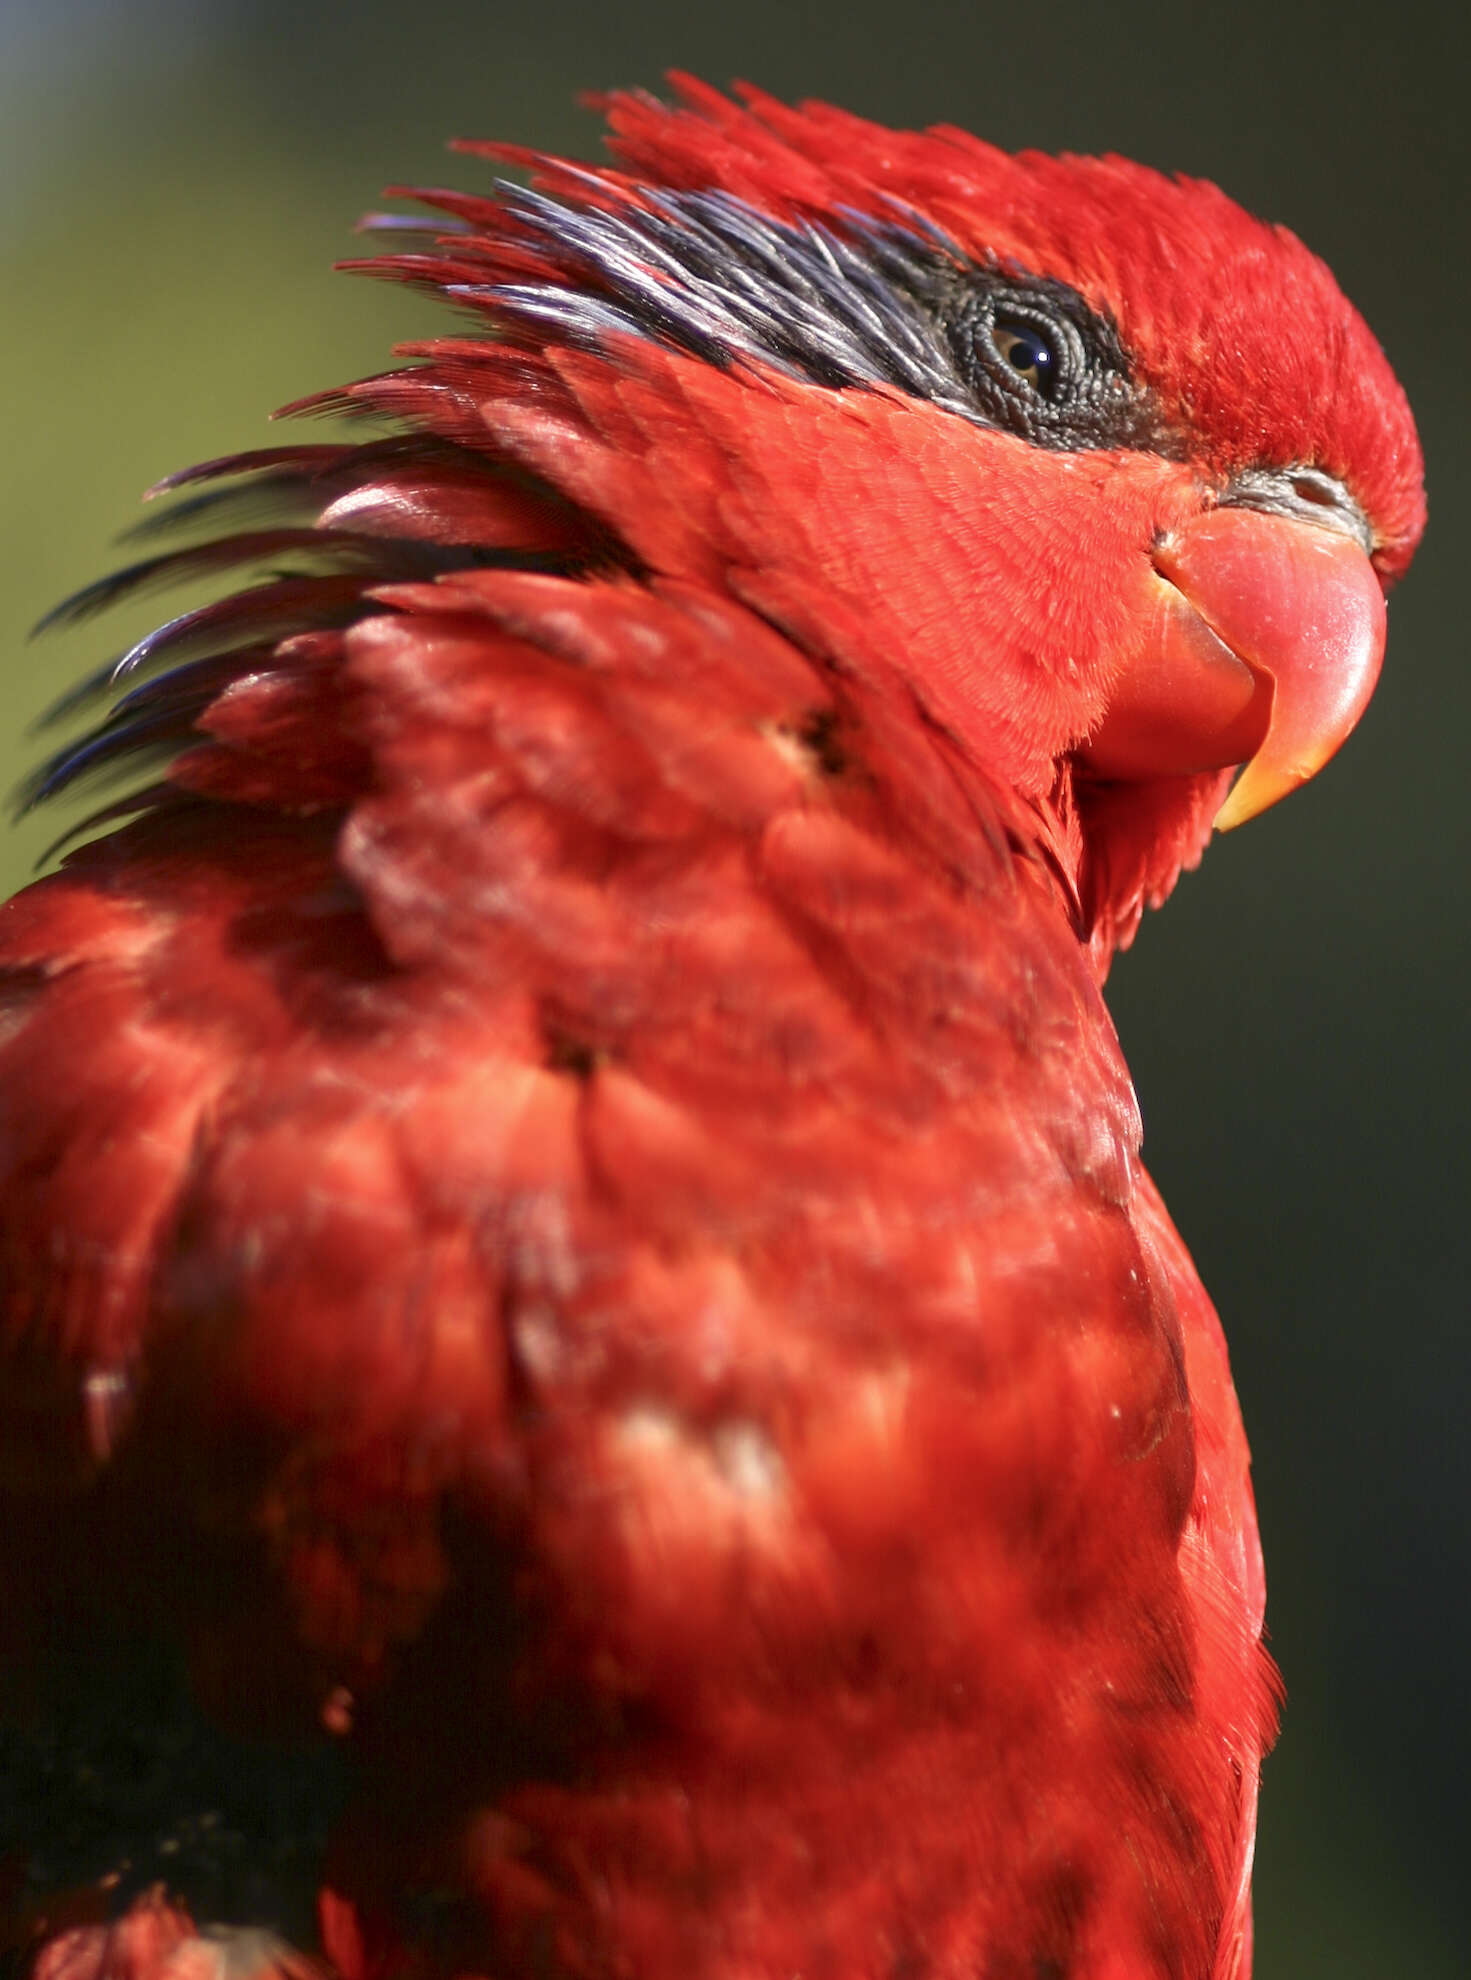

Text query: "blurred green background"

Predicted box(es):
[2, 2, 1467, 1973]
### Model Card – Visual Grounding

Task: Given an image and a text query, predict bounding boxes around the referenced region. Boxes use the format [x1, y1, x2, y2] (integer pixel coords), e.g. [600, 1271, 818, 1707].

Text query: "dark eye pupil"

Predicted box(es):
[989, 317, 1058, 396]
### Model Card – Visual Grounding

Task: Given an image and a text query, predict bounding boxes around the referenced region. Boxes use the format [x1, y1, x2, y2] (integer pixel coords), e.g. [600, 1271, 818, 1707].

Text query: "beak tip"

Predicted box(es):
[1213, 762, 1297, 832]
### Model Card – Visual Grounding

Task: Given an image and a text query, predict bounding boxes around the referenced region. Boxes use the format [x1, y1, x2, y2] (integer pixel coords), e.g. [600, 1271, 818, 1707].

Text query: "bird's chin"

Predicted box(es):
[1080, 504, 1387, 829]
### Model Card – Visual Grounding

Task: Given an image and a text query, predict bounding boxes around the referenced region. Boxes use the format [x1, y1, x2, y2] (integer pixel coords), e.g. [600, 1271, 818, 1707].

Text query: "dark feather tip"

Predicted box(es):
[30, 530, 368, 638]
[145, 445, 354, 501]
[20, 712, 186, 814]
[357, 211, 473, 237]
[28, 653, 135, 735]
[28, 781, 183, 866]
[121, 473, 330, 545]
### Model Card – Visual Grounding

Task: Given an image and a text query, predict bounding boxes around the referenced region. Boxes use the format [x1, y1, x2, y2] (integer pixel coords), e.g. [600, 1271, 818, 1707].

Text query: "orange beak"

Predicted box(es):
[1084, 505, 1387, 830]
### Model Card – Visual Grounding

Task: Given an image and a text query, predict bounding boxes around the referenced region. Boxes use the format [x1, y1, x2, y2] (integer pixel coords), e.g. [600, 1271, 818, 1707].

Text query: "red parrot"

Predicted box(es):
[0, 78, 1424, 1980]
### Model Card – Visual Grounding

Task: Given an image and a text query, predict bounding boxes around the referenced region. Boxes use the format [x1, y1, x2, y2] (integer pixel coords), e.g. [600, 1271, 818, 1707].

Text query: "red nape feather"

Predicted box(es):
[1, 77, 1423, 1980]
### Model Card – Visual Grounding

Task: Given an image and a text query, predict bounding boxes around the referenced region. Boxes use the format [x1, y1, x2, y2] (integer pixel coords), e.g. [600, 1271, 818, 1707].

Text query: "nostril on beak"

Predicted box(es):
[1288, 473, 1340, 508]
[1222, 466, 1374, 555]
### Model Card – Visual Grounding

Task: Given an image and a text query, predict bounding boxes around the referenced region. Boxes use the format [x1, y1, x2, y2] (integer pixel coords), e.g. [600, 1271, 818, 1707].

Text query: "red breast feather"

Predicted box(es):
[0, 78, 1420, 1980]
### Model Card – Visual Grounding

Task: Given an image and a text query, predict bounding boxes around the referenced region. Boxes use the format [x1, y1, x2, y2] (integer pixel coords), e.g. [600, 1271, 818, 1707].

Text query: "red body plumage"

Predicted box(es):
[0, 80, 1422, 1980]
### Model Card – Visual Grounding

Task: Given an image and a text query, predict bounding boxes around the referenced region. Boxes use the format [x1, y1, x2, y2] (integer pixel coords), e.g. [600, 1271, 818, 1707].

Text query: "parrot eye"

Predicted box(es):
[967, 297, 1081, 411]
[988, 317, 1061, 399]
[941, 271, 1163, 453]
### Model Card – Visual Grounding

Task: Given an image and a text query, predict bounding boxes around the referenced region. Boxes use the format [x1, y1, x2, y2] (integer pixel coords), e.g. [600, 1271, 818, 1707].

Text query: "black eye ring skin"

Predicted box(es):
[939, 270, 1170, 455]
[950, 283, 1089, 414]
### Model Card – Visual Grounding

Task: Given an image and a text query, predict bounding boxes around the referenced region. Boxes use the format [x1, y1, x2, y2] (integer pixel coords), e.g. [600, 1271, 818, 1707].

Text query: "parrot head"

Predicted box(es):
[371, 77, 1419, 955]
[37, 80, 1424, 966]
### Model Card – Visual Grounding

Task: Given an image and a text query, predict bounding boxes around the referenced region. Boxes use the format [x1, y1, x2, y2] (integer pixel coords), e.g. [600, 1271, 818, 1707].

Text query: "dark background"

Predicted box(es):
[1, 3, 1466, 1973]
